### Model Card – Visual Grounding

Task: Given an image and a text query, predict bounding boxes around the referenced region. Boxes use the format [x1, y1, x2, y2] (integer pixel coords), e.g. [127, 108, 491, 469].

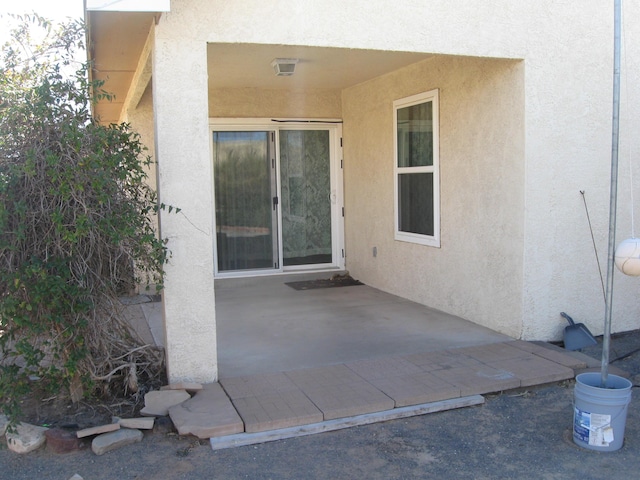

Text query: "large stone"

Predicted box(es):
[117, 417, 155, 430]
[45, 428, 85, 454]
[161, 382, 204, 392]
[6, 422, 49, 454]
[76, 423, 120, 438]
[91, 428, 143, 456]
[169, 383, 244, 439]
[141, 390, 191, 416]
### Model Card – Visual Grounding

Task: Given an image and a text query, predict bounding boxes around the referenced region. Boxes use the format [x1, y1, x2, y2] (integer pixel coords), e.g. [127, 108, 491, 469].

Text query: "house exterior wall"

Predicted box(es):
[152, 34, 218, 383]
[145, 0, 640, 381]
[123, 85, 162, 292]
[519, 1, 640, 340]
[208, 87, 341, 119]
[343, 56, 525, 337]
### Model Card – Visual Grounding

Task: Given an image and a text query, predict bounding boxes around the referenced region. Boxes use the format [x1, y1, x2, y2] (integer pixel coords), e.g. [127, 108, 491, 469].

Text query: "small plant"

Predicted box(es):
[0, 15, 169, 425]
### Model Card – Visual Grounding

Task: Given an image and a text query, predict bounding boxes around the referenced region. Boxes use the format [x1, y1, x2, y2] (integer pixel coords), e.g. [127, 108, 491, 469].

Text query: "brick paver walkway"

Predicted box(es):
[172, 340, 586, 443]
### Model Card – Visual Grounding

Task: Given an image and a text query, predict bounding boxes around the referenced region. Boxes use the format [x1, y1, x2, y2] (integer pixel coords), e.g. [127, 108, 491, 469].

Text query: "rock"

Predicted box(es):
[6, 422, 49, 454]
[0, 414, 8, 436]
[169, 383, 243, 439]
[68, 475, 84, 480]
[76, 423, 120, 438]
[161, 382, 204, 392]
[117, 417, 155, 430]
[140, 390, 190, 416]
[45, 428, 85, 454]
[153, 416, 176, 435]
[91, 428, 143, 456]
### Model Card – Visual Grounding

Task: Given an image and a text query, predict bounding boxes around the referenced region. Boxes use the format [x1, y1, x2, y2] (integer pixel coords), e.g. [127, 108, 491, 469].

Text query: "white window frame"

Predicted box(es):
[393, 89, 440, 247]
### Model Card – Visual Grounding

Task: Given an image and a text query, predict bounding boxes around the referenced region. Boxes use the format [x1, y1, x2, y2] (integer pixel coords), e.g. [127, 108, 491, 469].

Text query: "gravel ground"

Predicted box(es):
[2, 331, 640, 480]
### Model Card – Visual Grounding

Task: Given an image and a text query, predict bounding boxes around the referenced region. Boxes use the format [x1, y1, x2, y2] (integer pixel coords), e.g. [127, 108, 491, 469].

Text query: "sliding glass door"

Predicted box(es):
[213, 131, 278, 272]
[279, 130, 332, 266]
[212, 124, 341, 275]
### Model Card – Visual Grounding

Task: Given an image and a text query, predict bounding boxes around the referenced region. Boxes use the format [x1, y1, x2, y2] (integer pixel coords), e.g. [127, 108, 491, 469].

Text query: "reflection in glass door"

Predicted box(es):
[213, 125, 340, 275]
[213, 131, 277, 272]
[279, 130, 332, 266]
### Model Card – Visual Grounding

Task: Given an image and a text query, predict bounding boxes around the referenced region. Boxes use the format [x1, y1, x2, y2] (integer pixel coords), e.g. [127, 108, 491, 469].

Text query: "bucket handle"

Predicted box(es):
[572, 401, 628, 430]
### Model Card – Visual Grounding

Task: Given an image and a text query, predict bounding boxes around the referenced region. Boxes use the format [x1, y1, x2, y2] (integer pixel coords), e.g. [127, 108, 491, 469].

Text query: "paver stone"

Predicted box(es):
[91, 428, 143, 455]
[141, 389, 191, 416]
[169, 383, 244, 438]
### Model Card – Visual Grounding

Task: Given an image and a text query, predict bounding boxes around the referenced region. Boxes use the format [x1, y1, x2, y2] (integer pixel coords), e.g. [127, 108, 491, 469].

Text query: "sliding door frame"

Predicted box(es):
[210, 118, 345, 278]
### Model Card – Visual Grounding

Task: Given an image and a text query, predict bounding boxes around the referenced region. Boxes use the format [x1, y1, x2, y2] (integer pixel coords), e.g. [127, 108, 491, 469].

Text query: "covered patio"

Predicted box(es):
[127, 274, 585, 447]
[139, 273, 514, 378]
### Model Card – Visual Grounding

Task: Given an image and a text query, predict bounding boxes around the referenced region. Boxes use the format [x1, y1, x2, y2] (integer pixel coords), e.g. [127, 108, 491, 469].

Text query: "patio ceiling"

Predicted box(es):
[87, 11, 432, 123]
[207, 44, 432, 91]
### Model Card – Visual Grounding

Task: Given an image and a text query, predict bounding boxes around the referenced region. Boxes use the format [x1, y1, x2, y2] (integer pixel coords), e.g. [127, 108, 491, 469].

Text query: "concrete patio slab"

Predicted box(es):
[213, 275, 514, 378]
[135, 274, 595, 447]
[147, 339, 588, 446]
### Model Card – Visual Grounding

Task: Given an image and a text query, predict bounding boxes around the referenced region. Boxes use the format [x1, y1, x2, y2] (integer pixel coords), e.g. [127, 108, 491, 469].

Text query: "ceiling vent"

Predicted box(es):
[271, 58, 299, 76]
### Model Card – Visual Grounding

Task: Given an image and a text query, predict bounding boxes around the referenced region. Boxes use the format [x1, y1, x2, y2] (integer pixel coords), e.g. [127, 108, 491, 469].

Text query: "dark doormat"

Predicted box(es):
[285, 274, 364, 290]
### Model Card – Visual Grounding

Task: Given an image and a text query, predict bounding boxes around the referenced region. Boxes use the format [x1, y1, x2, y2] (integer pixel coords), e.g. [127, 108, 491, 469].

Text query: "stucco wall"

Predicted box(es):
[168, 0, 528, 58]
[152, 34, 218, 383]
[208, 87, 341, 119]
[519, 0, 640, 340]
[342, 56, 525, 337]
[123, 85, 162, 293]
[146, 0, 640, 385]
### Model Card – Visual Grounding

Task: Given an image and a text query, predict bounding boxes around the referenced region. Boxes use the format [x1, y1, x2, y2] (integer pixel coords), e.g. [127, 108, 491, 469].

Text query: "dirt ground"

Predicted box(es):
[2, 331, 640, 480]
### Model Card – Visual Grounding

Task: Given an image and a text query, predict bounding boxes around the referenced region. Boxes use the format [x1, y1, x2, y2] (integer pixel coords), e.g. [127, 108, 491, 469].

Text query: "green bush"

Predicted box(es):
[0, 15, 169, 424]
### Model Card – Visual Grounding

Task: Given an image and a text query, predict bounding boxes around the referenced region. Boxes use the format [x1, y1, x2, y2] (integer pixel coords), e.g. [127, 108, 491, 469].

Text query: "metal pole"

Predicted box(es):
[602, 0, 622, 387]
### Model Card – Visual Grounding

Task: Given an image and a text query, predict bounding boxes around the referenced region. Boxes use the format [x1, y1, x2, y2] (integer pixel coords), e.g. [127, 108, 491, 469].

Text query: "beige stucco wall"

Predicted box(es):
[122, 85, 162, 293]
[519, 0, 640, 340]
[144, 0, 640, 382]
[152, 33, 218, 383]
[209, 87, 341, 119]
[343, 56, 525, 337]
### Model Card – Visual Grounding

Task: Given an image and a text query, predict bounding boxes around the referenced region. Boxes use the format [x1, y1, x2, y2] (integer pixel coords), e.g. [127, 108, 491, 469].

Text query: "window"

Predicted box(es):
[394, 89, 439, 247]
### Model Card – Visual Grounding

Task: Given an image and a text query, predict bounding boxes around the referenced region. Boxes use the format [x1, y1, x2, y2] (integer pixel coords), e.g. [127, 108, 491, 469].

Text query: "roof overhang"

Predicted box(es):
[85, 1, 434, 124]
[85, 1, 169, 124]
[86, 0, 170, 13]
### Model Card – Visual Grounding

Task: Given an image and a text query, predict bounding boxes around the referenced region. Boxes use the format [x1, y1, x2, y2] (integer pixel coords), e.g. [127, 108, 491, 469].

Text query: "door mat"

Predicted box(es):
[285, 274, 364, 291]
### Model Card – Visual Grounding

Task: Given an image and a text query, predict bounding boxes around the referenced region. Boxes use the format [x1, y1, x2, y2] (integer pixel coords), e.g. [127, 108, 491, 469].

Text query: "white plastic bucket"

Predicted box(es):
[573, 372, 632, 451]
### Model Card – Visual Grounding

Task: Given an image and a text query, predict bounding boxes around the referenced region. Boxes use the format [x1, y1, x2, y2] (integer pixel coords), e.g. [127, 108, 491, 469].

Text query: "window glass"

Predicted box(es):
[394, 90, 439, 247]
[398, 172, 434, 236]
[397, 102, 433, 168]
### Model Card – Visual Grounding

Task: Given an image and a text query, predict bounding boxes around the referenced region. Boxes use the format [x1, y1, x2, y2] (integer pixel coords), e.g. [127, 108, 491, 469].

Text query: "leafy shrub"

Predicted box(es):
[0, 15, 169, 424]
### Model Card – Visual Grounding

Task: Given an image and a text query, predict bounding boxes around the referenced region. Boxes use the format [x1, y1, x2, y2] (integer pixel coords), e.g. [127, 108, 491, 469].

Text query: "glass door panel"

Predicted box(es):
[213, 131, 277, 272]
[279, 130, 332, 266]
